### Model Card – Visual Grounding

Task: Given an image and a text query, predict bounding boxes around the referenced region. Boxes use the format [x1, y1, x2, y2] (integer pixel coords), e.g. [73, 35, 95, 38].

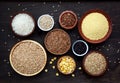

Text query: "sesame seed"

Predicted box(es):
[8, 8, 10, 11]
[52, 5, 55, 8]
[4, 59, 7, 62]
[108, 44, 111, 47]
[78, 2, 80, 4]
[10, 15, 13, 18]
[1, 29, 4, 32]
[4, 42, 7, 45]
[8, 34, 10, 37]
[109, 60, 111, 63]
[13, 36, 15, 38]
[7, 61, 9, 64]
[114, 61, 116, 63]
[43, 2, 46, 5]
[118, 41, 120, 44]
[8, 49, 10, 52]
[107, 49, 109, 51]
[117, 49, 119, 53]
[118, 58, 120, 60]
[18, 4, 21, 6]
[58, 4, 60, 7]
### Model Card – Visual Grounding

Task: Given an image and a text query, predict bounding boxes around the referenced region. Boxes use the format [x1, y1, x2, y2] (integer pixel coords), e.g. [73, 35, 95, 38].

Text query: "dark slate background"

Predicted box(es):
[0, 1, 120, 83]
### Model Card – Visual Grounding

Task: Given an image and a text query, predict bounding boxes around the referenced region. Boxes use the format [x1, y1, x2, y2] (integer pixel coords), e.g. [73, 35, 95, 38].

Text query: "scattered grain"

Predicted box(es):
[78, 67, 82, 70]
[117, 49, 119, 53]
[72, 74, 75, 77]
[52, 66, 55, 69]
[45, 69, 48, 72]
[56, 73, 59, 76]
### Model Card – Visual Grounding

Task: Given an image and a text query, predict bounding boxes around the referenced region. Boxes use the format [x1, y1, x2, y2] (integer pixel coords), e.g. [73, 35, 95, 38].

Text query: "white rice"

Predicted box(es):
[12, 13, 35, 36]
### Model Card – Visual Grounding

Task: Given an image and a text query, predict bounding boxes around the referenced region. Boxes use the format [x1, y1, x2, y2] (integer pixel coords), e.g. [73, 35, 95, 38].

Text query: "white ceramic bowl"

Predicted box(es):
[37, 14, 54, 31]
[72, 40, 89, 56]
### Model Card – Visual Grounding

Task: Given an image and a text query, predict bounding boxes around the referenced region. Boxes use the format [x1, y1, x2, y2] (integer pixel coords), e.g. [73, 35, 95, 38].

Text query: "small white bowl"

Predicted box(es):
[72, 40, 89, 56]
[37, 14, 54, 31]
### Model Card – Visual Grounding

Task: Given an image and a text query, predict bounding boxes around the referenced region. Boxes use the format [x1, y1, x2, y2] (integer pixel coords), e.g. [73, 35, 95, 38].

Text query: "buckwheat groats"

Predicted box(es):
[44, 29, 71, 55]
[57, 56, 76, 75]
[79, 9, 112, 43]
[83, 51, 107, 76]
[9, 40, 47, 76]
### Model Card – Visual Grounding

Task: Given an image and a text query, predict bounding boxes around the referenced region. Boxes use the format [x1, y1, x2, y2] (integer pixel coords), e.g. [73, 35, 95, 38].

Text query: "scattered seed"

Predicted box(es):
[108, 44, 111, 47]
[52, 5, 55, 8]
[78, 67, 82, 70]
[43, 2, 46, 5]
[49, 61, 53, 64]
[54, 57, 57, 60]
[8, 72, 11, 76]
[57, 4, 60, 7]
[52, 66, 55, 69]
[4, 59, 7, 62]
[8, 49, 10, 52]
[51, 59, 54, 62]
[7, 61, 9, 64]
[117, 49, 119, 53]
[10, 15, 13, 18]
[18, 4, 21, 6]
[118, 41, 120, 44]
[118, 61, 120, 64]
[54, 9, 57, 12]
[1, 29, 4, 32]
[98, 49, 101, 51]
[106, 49, 109, 51]
[4, 42, 7, 45]
[109, 60, 111, 63]
[59, 1, 61, 4]
[8, 34, 10, 37]
[106, 57, 109, 59]
[114, 61, 116, 63]
[56, 73, 59, 76]
[24, 8, 27, 10]
[118, 58, 120, 60]
[45, 69, 48, 72]
[78, 2, 80, 4]
[8, 8, 10, 11]
[72, 74, 75, 77]
[107, 69, 110, 71]
[17, 39, 20, 41]
[13, 36, 15, 38]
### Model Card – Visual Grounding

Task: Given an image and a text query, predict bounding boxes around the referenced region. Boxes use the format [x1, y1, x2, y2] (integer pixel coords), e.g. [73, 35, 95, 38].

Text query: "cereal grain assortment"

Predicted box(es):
[8, 8, 112, 77]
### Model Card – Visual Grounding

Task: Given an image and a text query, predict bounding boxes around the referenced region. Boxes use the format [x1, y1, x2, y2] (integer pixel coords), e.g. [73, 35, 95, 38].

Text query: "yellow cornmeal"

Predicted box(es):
[81, 12, 109, 40]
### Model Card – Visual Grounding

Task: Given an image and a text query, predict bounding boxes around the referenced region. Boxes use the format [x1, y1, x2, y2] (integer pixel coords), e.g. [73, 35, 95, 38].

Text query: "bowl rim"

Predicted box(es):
[78, 9, 112, 44]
